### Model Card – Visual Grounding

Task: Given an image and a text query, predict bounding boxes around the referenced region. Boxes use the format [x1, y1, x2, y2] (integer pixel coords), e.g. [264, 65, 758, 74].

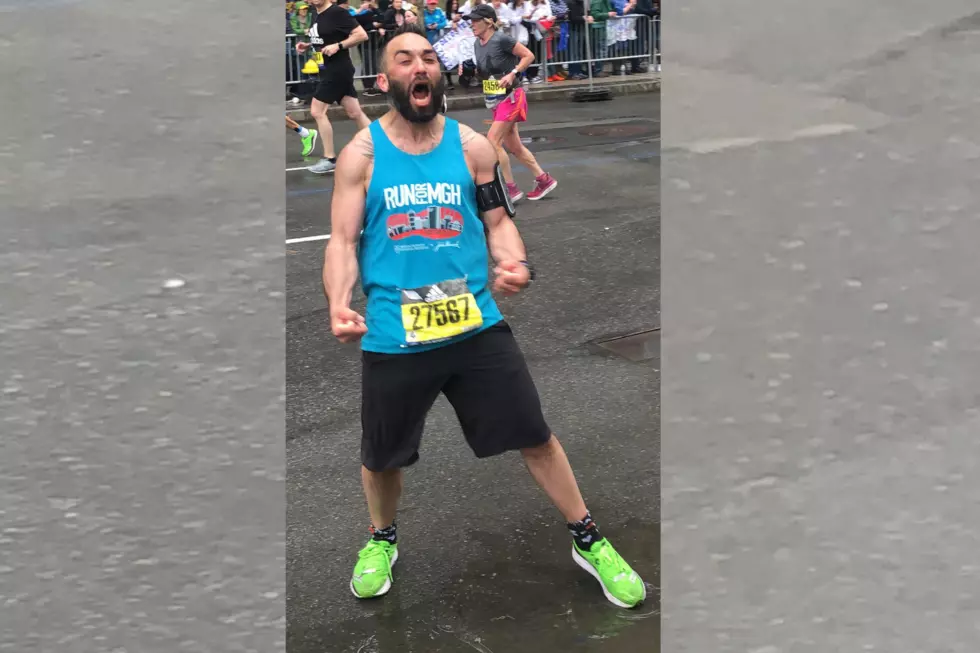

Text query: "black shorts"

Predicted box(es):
[360, 322, 552, 471]
[314, 64, 358, 105]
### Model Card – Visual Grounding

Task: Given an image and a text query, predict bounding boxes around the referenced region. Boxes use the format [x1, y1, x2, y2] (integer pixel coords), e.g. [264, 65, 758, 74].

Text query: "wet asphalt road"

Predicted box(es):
[1, 1, 285, 651]
[286, 95, 660, 651]
[663, 2, 980, 652]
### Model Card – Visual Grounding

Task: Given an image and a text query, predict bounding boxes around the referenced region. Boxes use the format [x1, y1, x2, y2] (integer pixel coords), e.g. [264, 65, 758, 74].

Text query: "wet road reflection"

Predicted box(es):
[289, 520, 659, 653]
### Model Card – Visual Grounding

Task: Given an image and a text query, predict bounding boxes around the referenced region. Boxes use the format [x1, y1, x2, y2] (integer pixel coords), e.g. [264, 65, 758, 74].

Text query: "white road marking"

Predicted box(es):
[680, 123, 860, 154]
[286, 229, 363, 245]
[792, 123, 859, 138]
[286, 234, 331, 244]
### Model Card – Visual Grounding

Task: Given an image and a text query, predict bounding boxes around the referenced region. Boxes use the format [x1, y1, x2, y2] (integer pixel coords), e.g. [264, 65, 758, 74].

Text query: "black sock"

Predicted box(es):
[328, 156, 337, 163]
[370, 522, 397, 545]
[567, 512, 602, 551]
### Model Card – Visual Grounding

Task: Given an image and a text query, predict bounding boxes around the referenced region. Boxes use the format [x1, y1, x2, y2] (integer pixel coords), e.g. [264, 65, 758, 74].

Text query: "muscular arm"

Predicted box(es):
[461, 125, 527, 264]
[510, 40, 535, 74]
[323, 131, 371, 314]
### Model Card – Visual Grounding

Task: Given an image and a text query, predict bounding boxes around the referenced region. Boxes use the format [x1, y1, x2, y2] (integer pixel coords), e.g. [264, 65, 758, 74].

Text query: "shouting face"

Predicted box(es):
[379, 31, 446, 123]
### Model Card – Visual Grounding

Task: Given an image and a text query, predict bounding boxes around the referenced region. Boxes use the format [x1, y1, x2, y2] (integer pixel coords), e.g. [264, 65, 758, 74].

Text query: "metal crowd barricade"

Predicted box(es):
[538, 14, 656, 85]
[286, 17, 660, 93]
[286, 33, 304, 86]
[652, 16, 661, 69]
[352, 29, 386, 87]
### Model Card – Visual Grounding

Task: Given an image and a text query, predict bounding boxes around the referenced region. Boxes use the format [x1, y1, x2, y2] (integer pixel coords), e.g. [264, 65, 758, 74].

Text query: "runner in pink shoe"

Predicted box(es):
[460, 4, 558, 203]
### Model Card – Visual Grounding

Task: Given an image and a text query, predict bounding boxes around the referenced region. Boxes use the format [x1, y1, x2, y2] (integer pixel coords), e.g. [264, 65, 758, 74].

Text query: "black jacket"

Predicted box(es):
[354, 7, 382, 31]
[382, 7, 405, 31]
[634, 0, 655, 16]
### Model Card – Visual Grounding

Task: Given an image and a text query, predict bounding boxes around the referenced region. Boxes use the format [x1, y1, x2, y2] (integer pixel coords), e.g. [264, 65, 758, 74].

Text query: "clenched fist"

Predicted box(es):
[331, 307, 368, 343]
[493, 260, 531, 296]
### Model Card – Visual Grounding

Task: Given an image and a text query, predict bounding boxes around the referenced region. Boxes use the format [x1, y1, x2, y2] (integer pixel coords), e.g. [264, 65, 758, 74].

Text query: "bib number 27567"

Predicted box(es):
[400, 279, 483, 345]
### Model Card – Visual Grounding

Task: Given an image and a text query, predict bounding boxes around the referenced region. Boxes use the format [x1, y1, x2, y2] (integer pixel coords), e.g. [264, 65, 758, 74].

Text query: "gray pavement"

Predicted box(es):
[1, 1, 285, 651]
[664, 3, 980, 652]
[286, 96, 660, 651]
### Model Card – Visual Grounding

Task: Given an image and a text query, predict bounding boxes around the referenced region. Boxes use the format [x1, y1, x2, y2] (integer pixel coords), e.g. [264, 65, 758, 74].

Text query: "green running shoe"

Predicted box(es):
[301, 129, 318, 157]
[572, 538, 646, 608]
[350, 539, 398, 599]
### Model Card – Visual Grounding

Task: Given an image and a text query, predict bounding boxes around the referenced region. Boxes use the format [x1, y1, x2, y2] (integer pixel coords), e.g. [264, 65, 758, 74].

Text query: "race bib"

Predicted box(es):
[482, 78, 507, 96]
[312, 51, 324, 65]
[401, 278, 483, 345]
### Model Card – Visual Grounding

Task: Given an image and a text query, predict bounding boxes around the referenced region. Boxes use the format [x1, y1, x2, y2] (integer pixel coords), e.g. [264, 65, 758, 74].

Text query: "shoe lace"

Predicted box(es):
[357, 540, 393, 578]
[592, 540, 632, 583]
[358, 540, 389, 559]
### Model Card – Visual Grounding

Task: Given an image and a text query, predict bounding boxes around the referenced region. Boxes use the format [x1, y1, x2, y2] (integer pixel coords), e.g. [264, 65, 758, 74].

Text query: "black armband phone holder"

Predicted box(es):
[475, 163, 516, 218]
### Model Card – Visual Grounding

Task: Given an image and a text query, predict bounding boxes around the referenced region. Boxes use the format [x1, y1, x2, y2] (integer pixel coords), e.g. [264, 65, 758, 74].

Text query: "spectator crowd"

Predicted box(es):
[286, 0, 659, 98]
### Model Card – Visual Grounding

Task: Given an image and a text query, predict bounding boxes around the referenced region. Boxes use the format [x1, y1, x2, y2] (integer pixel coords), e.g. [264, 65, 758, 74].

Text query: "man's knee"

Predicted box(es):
[362, 463, 402, 478]
[520, 433, 557, 457]
[339, 96, 360, 115]
[310, 102, 328, 120]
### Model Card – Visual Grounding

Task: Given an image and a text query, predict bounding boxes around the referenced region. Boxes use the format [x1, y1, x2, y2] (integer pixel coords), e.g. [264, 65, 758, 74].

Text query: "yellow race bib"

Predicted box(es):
[482, 78, 507, 96]
[400, 279, 484, 345]
[312, 51, 324, 65]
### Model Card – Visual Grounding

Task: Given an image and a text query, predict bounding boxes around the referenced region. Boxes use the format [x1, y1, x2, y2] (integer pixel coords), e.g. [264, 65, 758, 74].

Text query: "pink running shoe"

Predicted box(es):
[507, 182, 524, 203]
[527, 173, 558, 201]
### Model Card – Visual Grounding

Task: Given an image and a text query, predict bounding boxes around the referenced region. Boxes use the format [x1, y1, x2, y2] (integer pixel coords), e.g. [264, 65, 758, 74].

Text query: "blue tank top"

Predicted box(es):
[358, 117, 504, 354]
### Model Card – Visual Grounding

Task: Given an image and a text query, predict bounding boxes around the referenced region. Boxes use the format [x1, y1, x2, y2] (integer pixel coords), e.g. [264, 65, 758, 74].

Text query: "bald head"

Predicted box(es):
[379, 25, 431, 74]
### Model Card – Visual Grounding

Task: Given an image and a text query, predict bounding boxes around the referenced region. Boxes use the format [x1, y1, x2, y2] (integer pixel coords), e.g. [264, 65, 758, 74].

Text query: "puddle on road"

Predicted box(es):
[520, 135, 566, 145]
[289, 519, 660, 653]
[511, 120, 658, 153]
[629, 150, 659, 161]
[578, 124, 655, 139]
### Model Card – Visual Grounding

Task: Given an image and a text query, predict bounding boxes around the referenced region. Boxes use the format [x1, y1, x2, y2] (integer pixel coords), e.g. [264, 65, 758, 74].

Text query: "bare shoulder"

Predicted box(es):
[349, 125, 375, 160]
[458, 122, 496, 166]
[458, 121, 480, 146]
[335, 126, 375, 186]
[458, 122, 486, 150]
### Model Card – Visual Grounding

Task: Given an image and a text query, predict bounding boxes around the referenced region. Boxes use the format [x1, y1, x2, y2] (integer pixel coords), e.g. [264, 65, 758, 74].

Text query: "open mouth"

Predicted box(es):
[411, 81, 432, 104]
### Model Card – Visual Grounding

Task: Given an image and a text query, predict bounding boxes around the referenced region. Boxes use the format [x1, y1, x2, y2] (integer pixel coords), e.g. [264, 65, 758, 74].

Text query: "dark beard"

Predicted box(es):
[387, 76, 446, 124]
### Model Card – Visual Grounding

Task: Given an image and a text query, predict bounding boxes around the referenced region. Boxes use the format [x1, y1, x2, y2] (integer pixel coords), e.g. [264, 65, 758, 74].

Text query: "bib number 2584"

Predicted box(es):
[401, 279, 483, 345]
